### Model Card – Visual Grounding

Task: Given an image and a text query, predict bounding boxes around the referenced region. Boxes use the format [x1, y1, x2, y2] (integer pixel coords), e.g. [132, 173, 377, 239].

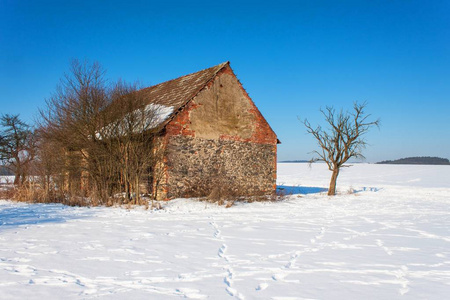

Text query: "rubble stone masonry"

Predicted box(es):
[165, 135, 276, 198]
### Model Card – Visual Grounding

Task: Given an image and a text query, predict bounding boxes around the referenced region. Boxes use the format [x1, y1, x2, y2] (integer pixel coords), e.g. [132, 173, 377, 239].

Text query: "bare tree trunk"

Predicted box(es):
[328, 168, 339, 196]
[14, 173, 20, 186]
[124, 175, 130, 201]
[14, 159, 21, 186]
[135, 176, 140, 205]
[21, 172, 27, 186]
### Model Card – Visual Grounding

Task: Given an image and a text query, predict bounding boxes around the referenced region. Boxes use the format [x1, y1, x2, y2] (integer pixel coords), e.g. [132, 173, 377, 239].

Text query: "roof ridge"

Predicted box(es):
[185, 61, 229, 97]
[141, 61, 229, 92]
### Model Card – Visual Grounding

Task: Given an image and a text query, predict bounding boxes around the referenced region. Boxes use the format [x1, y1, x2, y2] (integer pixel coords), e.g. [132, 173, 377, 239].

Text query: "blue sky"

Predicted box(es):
[1, 0, 449, 162]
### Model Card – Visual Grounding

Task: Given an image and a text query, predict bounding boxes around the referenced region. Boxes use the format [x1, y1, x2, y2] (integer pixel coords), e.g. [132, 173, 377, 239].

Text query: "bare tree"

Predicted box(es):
[37, 59, 112, 202]
[303, 102, 379, 196]
[104, 81, 166, 205]
[37, 59, 166, 206]
[0, 114, 36, 186]
[33, 130, 66, 200]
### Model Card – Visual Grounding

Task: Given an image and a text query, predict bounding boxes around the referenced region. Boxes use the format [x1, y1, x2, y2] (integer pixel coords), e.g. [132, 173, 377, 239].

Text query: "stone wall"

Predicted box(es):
[159, 64, 278, 199]
[164, 135, 276, 199]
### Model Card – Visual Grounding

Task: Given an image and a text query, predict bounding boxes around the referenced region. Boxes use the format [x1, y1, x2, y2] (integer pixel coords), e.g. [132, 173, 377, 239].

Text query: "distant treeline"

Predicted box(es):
[377, 157, 450, 165]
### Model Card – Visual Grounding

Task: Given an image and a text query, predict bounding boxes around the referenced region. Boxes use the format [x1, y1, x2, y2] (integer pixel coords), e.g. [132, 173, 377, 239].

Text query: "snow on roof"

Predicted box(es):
[96, 104, 174, 139]
[144, 103, 174, 129]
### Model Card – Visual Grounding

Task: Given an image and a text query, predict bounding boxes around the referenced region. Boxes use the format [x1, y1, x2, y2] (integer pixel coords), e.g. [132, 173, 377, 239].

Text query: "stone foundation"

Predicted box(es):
[164, 135, 276, 199]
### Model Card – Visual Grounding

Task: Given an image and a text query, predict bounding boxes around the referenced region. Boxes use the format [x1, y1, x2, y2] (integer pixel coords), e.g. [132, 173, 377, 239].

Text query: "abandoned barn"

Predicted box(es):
[126, 62, 279, 200]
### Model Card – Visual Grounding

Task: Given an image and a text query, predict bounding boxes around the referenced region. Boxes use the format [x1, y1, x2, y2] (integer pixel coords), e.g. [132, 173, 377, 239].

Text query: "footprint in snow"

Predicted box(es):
[218, 244, 227, 258]
[256, 282, 268, 291]
[272, 273, 286, 281]
[224, 274, 232, 287]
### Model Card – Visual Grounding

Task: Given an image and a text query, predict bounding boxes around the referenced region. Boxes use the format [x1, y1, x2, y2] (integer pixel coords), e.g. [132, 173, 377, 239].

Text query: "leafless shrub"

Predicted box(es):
[151, 201, 163, 210]
[207, 183, 242, 202]
[225, 200, 234, 208]
[184, 169, 276, 207]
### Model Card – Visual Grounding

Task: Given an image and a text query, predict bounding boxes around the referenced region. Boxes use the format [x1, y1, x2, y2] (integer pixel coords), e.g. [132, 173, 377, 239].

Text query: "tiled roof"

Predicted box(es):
[139, 62, 229, 111]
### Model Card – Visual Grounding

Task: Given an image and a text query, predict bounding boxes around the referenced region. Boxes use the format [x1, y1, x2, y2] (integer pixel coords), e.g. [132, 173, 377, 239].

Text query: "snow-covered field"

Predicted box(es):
[1, 163, 450, 299]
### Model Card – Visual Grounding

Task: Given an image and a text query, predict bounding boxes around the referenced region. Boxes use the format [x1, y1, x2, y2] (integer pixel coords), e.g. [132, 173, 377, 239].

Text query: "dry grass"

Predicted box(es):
[183, 173, 281, 208]
[11, 186, 92, 207]
[0, 186, 15, 200]
[7, 186, 165, 209]
[2, 174, 282, 210]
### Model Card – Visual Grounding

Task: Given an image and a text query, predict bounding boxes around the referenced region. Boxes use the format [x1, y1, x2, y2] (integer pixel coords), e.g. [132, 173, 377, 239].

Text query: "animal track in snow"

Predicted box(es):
[256, 282, 268, 291]
[2, 263, 37, 276]
[218, 244, 228, 261]
[284, 251, 301, 269]
[272, 273, 287, 281]
[209, 221, 222, 240]
[212, 219, 245, 299]
[311, 226, 326, 244]
[223, 265, 245, 299]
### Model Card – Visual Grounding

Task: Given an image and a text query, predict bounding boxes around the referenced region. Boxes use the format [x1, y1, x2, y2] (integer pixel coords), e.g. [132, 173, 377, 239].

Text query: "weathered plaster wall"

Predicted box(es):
[165, 66, 277, 145]
[161, 65, 277, 199]
[188, 69, 255, 140]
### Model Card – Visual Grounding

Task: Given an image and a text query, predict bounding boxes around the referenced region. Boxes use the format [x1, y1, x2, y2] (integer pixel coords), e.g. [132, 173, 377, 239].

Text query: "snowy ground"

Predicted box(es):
[1, 163, 450, 299]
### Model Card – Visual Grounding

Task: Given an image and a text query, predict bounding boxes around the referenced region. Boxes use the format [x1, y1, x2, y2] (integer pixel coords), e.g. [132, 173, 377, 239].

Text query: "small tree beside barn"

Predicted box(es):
[303, 102, 379, 196]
